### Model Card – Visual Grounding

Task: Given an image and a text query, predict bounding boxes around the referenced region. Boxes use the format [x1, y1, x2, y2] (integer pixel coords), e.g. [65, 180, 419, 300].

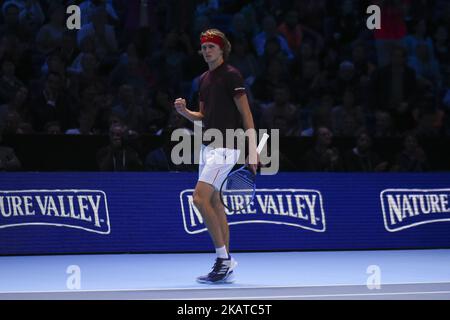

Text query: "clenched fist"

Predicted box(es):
[174, 98, 187, 115]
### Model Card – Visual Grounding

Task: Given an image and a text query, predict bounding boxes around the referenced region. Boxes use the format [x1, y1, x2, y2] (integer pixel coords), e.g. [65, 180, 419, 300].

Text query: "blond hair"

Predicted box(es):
[200, 29, 232, 60]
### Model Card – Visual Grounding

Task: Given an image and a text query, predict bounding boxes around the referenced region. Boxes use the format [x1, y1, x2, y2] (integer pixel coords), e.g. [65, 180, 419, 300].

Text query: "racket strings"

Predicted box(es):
[226, 171, 254, 191]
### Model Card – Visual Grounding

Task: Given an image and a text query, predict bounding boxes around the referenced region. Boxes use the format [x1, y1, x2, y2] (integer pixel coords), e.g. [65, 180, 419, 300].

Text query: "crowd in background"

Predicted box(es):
[0, 0, 449, 172]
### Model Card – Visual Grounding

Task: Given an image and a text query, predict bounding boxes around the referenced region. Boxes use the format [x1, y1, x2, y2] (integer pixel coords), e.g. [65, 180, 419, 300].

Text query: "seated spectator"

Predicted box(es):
[1, 110, 21, 135]
[44, 120, 62, 135]
[145, 111, 194, 171]
[351, 42, 377, 80]
[373, 0, 407, 67]
[332, 61, 359, 96]
[253, 15, 293, 60]
[303, 91, 335, 136]
[391, 133, 430, 172]
[18, 0, 45, 33]
[403, 19, 434, 60]
[277, 9, 303, 53]
[0, 0, 30, 40]
[344, 128, 388, 172]
[260, 85, 299, 135]
[374, 110, 399, 138]
[251, 58, 289, 103]
[228, 12, 255, 41]
[0, 58, 24, 105]
[30, 72, 78, 132]
[40, 52, 67, 78]
[302, 126, 344, 171]
[79, 0, 119, 26]
[228, 36, 259, 86]
[65, 111, 98, 135]
[408, 43, 442, 88]
[433, 24, 450, 78]
[66, 84, 109, 135]
[110, 42, 155, 92]
[96, 124, 143, 171]
[77, 7, 118, 63]
[413, 104, 443, 138]
[71, 52, 106, 93]
[369, 45, 418, 132]
[291, 58, 326, 105]
[0, 85, 31, 127]
[35, 3, 66, 55]
[111, 84, 149, 134]
[0, 126, 21, 171]
[149, 30, 191, 95]
[331, 88, 366, 136]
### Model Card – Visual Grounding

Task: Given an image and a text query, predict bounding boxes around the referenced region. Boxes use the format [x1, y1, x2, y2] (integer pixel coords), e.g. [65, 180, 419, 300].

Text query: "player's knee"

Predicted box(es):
[193, 193, 205, 209]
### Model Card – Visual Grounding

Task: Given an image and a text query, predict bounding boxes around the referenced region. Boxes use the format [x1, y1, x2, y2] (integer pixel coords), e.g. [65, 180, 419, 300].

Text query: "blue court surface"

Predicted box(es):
[1, 250, 450, 300]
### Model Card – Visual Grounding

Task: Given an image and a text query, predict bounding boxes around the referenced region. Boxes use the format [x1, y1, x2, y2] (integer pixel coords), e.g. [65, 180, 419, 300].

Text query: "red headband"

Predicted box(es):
[200, 34, 224, 49]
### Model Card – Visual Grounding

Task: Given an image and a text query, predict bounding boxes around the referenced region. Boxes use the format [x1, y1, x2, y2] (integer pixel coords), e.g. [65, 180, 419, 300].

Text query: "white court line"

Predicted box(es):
[171, 291, 450, 300]
[1, 281, 450, 295]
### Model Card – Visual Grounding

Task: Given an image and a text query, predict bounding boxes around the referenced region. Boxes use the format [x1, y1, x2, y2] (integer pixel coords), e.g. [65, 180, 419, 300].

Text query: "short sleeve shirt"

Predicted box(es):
[198, 63, 246, 137]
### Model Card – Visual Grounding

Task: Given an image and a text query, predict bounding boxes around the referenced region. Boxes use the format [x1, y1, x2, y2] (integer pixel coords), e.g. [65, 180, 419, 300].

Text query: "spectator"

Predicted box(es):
[77, 7, 118, 62]
[0, 0, 29, 40]
[331, 88, 366, 136]
[149, 30, 191, 95]
[260, 85, 300, 136]
[433, 24, 450, 78]
[351, 42, 377, 80]
[0, 86, 31, 127]
[44, 120, 62, 134]
[111, 84, 149, 134]
[332, 61, 359, 96]
[403, 18, 434, 60]
[35, 3, 66, 55]
[369, 45, 418, 132]
[1, 110, 22, 135]
[145, 111, 194, 171]
[96, 123, 143, 171]
[18, 0, 45, 34]
[228, 36, 259, 85]
[79, 0, 119, 26]
[302, 126, 344, 171]
[251, 57, 289, 103]
[391, 133, 429, 171]
[253, 15, 294, 60]
[30, 72, 77, 132]
[344, 128, 388, 172]
[229, 12, 254, 41]
[408, 43, 442, 88]
[0, 58, 24, 105]
[374, 110, 399, 138]
[277, 9, 303, 53]
[373, 0, 407, 67]
[0, 126, 21, 171]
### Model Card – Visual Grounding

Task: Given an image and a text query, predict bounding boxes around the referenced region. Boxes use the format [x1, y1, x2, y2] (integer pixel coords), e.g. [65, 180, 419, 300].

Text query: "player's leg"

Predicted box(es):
[211, 189, 229, 252]
[193, 181, 226, 249]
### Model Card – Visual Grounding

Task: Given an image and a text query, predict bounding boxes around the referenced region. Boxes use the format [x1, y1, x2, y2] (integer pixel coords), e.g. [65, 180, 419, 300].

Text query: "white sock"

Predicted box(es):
[215, 246, 229, 259]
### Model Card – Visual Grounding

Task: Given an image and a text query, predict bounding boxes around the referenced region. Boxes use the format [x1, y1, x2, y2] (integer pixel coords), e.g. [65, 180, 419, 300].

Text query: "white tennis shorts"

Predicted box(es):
[198, 144, 241, 190]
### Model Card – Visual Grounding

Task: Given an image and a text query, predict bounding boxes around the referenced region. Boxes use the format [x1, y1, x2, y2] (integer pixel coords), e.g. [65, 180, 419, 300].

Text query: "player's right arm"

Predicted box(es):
[174, 98, 204, 123]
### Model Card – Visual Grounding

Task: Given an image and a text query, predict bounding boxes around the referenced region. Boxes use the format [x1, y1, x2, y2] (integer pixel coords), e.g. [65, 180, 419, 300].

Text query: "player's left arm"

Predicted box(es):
[234, 93, 258, 173]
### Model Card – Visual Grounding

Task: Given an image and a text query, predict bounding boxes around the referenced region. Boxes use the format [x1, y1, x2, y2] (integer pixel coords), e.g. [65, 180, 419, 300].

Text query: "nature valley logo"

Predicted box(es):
[0, 190, 110, 234]
[381, 189, 450, 232]
[180, 189, 326, 234]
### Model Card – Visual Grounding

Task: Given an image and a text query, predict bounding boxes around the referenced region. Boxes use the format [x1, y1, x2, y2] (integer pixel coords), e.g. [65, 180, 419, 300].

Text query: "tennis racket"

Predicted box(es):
[219, 133, 269, 212]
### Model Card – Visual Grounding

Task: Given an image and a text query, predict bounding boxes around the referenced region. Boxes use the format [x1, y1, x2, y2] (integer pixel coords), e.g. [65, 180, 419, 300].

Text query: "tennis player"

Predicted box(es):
[174, 29, 258, 284]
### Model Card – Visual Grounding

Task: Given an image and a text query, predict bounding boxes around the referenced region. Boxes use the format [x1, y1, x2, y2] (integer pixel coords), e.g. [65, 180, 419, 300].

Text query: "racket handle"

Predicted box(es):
[256, 133, 270, 154]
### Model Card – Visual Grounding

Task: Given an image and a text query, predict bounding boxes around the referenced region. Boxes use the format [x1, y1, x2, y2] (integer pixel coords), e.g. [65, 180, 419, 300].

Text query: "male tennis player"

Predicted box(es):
[174, 29, 258, 284]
